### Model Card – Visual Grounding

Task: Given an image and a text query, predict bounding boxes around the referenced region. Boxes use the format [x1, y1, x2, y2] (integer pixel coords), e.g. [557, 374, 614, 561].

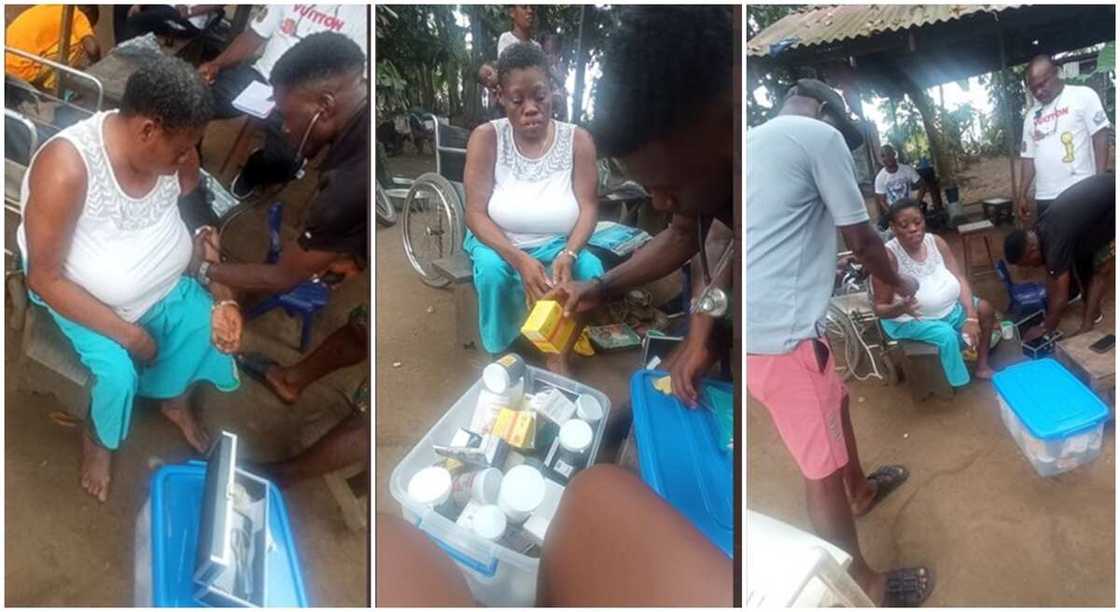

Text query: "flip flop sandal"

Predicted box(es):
[235, 352, 294, 404]
[856, 464, 910, 516]
[883, 566, 935, 607]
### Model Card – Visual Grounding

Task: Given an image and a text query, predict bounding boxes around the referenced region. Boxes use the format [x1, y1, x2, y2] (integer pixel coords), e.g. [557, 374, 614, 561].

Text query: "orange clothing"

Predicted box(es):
[5, 5, 94, 86]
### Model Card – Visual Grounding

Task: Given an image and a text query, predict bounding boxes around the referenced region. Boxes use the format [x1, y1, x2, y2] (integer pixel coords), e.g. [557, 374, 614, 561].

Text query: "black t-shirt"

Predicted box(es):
[298, 104, 370, 264]
[1037, 174, 1115, 278]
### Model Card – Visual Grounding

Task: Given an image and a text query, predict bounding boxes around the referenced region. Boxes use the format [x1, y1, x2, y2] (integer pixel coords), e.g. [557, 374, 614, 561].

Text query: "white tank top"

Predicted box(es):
[486, 118, 579, 249]
[885, 233, 961, 321]
[16, 111, 192, 323]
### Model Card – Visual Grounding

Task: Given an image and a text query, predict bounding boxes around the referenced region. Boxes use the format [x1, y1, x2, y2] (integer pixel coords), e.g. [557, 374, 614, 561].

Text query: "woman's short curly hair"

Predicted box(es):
[120, 55, 213, 130]
[496, 41, 550, 87]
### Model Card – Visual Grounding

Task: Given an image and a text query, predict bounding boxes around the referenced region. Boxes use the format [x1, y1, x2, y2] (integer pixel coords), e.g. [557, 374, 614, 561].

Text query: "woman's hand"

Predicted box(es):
[900, 296, 921, 319]
[516, 253, 553, 305]
[122, 324, 158, 364]
[552, 252, 574, 286]
[211, 302, 242, 354]
[962, 318, 981, 350]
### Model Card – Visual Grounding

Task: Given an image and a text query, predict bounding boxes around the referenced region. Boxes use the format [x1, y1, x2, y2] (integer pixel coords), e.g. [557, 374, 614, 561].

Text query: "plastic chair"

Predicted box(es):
[245, 202, 329, 352]
[996, 259, 1046, 319]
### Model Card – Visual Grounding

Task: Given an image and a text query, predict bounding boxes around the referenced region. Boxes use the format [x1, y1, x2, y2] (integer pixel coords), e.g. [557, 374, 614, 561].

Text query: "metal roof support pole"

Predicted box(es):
[56, 4, 74, 100]
[996, 16, 1019, 216]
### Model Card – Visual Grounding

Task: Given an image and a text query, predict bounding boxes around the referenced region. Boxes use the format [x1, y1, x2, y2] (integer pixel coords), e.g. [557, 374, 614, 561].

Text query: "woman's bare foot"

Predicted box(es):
[161, 400, 212, 453]
[974, 364, 995, 380]
[263, 366, 301, 404]
[80, 430, 112, 503]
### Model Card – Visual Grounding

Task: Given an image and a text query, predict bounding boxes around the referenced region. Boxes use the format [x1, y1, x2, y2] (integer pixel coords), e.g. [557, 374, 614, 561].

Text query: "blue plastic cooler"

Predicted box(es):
[992, 359, 1109, 476]
[145, 462, 309, 607]
[631, 370, 733, 557]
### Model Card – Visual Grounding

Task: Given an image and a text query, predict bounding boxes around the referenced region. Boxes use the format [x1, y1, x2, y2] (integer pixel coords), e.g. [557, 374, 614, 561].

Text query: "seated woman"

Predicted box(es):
[462, 42, 601, 373]
[872, 199, 996, 386]
[17, 56, 242, 502]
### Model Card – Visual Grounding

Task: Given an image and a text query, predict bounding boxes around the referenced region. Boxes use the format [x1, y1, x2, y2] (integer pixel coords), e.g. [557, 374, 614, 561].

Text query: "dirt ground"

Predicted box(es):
[374, 151, 673, 517]
[748, 193, 1117, 605]
[4, 97, 369, 603]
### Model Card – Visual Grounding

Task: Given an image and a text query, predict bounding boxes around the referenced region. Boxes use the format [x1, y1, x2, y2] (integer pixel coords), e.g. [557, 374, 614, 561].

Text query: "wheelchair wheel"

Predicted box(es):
[375, 183, 398, 227]
[401, 172, 463, 288]
[822, 304, 863, 381]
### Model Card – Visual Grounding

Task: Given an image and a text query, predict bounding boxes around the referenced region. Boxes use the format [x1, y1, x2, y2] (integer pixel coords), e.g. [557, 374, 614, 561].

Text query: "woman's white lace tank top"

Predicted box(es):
[486, 118, 579, 249]
[16, 111, 192, 323]
[884, 233, 961, 321]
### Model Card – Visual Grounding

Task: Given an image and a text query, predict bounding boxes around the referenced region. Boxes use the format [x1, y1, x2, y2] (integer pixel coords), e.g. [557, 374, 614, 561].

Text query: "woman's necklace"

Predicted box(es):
[514, 121, 554, 159]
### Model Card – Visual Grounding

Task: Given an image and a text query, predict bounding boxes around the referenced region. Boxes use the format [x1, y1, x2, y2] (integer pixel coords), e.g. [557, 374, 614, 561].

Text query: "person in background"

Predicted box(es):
[873, 144, 927, 231]
[196, 4, 367, 200]
[5, 5, 101, 90]
[874, 198, 997, 385]
[1016, 55, 1111, 222]
[17, 56, 242, 503]
[548, 7, 735, 408]
[114, 4, 223, 45]
[746, 79, 932, 606]
[1004, 174, 1114, 341]
[462, 42, 602, 374]
[497, 5, 538, 57]
[476, 61, 504, 120]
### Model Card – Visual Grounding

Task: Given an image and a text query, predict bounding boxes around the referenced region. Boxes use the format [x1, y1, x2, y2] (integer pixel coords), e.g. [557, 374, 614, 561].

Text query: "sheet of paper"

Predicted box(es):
[232, 80, 275, 119]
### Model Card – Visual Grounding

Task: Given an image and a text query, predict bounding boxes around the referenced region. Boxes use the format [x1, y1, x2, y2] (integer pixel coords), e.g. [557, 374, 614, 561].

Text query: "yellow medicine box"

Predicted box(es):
[491, 407, 518, 441]
[509, 410, 537, 450]
[521, 300, 578, 354]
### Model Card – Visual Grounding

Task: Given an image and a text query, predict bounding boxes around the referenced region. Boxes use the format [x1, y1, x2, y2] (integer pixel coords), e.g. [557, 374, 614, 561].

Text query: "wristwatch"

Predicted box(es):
[198, 261, 212, 287]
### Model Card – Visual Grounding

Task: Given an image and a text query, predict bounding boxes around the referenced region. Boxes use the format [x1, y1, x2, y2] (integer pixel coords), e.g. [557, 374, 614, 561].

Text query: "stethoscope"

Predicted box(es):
[691, 218, 734, 318]
[291, 109, 321, 180]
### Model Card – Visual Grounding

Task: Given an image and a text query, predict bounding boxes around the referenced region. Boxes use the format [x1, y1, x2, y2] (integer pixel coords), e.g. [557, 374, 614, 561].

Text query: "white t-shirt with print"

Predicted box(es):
[1021, 84, 1111, 200]
[250, 5, 368, 80]
[874, 163, 921, 205]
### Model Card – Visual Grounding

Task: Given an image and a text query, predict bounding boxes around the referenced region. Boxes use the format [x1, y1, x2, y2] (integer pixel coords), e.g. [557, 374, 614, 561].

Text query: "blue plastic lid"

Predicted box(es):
[992, 359, 1109, 440]
[149, 463, 309, 607]
[630, 370, 733, 557]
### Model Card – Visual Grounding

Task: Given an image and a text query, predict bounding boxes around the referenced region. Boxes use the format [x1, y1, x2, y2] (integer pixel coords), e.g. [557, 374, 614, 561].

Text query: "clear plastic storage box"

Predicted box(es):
[389, 366, 611, 607]
[992, 359, 1109, 477]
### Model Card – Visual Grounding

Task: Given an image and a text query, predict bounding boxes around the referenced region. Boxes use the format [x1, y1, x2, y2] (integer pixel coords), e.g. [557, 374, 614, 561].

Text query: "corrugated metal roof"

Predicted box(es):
[747, 4, 1018, 57]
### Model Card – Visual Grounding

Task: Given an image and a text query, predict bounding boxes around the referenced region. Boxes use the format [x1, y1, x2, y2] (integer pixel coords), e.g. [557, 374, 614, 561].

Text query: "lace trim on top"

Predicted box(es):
[889, 233, 944, 279]
[494, 118, 574, 182]
[64, 112, 180, 231]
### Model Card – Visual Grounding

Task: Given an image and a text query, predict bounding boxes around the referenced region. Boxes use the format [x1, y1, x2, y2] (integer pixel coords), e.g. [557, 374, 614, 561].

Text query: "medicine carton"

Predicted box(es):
[521, 300, 577, 354]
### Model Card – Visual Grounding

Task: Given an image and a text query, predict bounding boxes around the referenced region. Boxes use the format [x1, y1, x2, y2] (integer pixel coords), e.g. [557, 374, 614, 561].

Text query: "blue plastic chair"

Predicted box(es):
[996, 259, 1046, 319]
[245, 202, 329, 352]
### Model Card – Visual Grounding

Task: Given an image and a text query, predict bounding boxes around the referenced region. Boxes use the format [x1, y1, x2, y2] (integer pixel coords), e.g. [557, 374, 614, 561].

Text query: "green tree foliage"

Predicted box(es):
[746, 5, 802, 127]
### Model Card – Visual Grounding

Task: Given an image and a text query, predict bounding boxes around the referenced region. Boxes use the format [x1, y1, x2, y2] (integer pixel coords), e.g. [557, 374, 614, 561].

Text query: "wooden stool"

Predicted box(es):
[982, 198, 1014, 225]
[957, 219, 998, 280]
[323, 462, 368, 532]
[898, 341, 954, 402]
[1056, 332, 1116, 406]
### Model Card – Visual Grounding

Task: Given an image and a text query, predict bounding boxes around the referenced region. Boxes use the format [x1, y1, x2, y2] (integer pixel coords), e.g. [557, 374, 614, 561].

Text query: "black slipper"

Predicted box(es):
[855, 464, 909, 516]
[235, 352, 294, 403]
[883, 566, 935, 607]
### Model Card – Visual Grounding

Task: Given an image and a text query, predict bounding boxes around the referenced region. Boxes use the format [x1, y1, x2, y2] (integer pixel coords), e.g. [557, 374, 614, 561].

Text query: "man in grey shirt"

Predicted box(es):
[746, 79, 932, 606]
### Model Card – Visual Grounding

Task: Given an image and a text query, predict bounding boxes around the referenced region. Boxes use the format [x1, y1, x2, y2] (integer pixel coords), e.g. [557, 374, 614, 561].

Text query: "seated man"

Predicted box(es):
[873, 145, 927, 231]
[196, 4, 366, 200]
[115, 4, 223, 45]
[1004, 174, 1114, 341]
[5, 5, 101, 91]
[463, 42, 603, 374]
[873, 199, 997, 385]
[18, 56, 242, 502]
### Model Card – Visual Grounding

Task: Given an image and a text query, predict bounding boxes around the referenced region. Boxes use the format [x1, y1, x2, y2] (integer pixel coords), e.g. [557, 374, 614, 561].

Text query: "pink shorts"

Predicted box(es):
[747, 338, 849, 480]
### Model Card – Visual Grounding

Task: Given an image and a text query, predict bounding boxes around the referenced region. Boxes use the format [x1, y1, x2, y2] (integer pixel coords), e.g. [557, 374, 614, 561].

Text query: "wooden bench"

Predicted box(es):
[896, 340, 954, 402]
[432, 251, 483, 352]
